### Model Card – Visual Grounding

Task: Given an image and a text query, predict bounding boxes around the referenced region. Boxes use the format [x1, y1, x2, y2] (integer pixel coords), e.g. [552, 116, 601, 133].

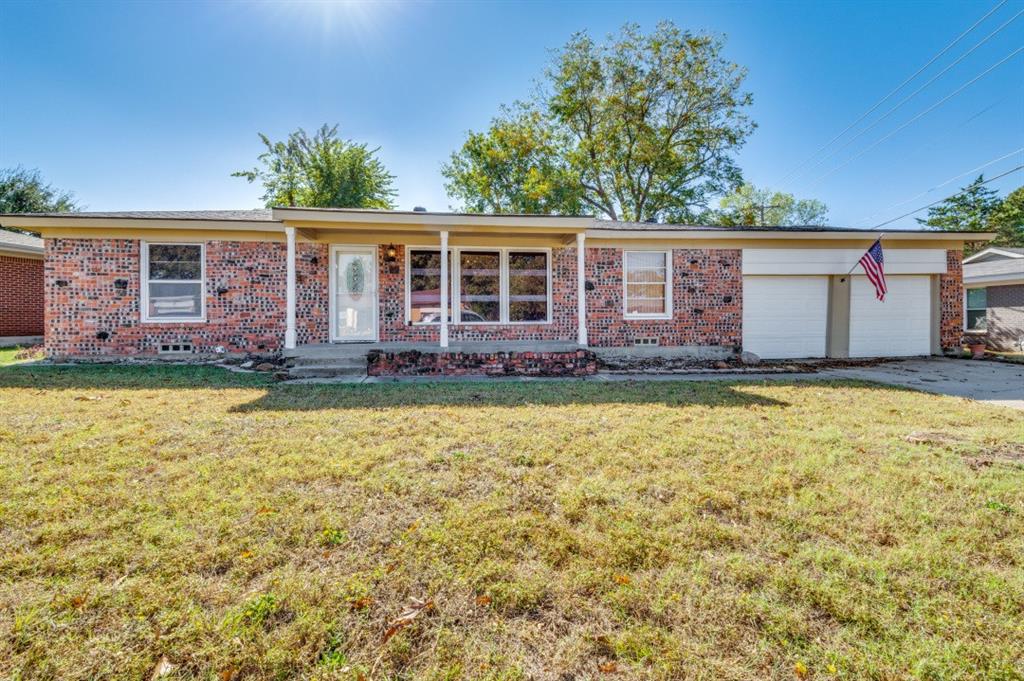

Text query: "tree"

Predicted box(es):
[916, 175, 1000, 233]
[0, 166, 77, 214]
[0, 167, 78, 236]
[443, 106, 583, 214]
[709, 183, 828, 227]
[234, 125, 397, 209]
[986, 185, 1024, 250]
[443, 22, 754, 221]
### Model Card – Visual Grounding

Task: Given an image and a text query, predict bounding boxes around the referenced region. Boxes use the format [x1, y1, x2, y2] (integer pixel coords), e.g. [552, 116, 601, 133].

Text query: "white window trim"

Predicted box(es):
[623, 249, 673, 320]
[140, 241, 207, 323]
[404, 245, 553, 325]
[964, 286, 987, 334]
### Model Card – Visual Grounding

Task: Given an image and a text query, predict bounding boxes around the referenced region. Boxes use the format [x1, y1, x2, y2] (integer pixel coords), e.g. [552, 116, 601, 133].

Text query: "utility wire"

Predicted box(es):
[855, 148, 1024, 225]
[871, 164, 1023, 229]
[804, 47, 1024, 189]
[789, 8, 1022, 185]
[775, 0, 1008, 185]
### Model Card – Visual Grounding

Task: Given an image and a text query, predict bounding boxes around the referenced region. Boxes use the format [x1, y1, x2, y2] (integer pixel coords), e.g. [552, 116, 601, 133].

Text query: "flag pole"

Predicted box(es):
[842, 232, 886, 280]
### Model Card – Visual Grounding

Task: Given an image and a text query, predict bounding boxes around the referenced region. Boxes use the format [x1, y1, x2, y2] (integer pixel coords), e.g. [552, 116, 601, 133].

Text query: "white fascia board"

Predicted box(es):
[963, 247, 1024, 264]
[964, 274, 1024, 287]
[742, 248, 948, 275]
[0, 216, 282, 231]
[0, 244, 44, 258]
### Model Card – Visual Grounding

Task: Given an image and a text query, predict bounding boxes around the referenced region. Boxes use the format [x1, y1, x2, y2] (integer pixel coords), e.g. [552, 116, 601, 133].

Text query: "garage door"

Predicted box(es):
[743, 276, 828, 359]
[849, 275, 931, 357]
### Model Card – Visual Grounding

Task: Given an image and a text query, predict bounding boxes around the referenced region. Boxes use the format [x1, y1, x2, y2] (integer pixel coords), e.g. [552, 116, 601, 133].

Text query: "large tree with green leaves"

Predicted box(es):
[443, 106, 583, 214]
[708, 183, 828, 227]
[234, 125, 396, 209]
[916, 175, 1000, 233]
[986, 185, 1024, 249]
[443, 22, 754, 221]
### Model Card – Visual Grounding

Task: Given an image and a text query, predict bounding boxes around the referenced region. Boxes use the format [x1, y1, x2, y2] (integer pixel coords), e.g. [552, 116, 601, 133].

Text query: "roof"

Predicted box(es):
[0, 228, 44, 255]
[962, 247, 1024, 264]
[0, 207, 1000, 240]
[0, 209, 275, 222]
[964, 253, 1024, 285]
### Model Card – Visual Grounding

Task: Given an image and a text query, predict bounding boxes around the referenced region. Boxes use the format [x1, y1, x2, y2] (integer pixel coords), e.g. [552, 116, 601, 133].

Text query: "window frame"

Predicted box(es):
[964, 286, 987, 334]
[622, 249, 673, 320]
[140, 240, 207, 323]
[404, 245, 553, 325]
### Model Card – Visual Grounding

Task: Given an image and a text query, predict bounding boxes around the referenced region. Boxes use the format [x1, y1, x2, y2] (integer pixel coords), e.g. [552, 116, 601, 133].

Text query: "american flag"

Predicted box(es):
[858, 239, 887, 301]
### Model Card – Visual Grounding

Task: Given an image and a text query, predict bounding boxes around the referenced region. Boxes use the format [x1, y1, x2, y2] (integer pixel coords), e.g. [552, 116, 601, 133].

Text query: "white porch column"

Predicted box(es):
[284, 226, 297, 350]
[576, 232, 588, 346]
[439, 230, 449, 348]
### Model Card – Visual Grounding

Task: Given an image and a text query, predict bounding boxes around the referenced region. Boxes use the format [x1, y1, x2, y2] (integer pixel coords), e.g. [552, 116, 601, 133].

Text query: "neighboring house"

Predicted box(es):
[0, 208, 991, 374]
[0, 228, 44, 339]
[963, 247, 1024, 352]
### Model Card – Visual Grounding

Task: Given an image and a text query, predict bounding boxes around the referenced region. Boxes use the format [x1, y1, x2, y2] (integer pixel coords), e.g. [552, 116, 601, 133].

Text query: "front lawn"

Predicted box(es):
[1, 365, 1022, 680]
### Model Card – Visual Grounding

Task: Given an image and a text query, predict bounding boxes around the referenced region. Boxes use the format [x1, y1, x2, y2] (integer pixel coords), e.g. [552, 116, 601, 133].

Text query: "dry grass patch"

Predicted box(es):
[0, 364, 1022, 680]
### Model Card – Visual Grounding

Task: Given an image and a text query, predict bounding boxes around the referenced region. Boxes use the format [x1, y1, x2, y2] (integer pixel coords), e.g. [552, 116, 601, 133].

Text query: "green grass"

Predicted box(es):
[1, 364, 1022, 680]
[0, 345, 43, 367]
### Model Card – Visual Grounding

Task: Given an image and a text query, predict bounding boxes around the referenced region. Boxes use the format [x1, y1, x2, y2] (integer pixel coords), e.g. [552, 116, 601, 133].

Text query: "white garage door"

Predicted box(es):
[743, 276, 828, 359]
[849, 275, 931, 357]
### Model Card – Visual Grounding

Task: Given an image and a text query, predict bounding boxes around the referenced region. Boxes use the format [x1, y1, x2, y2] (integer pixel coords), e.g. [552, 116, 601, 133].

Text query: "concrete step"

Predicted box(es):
[288, 364, 367, 378]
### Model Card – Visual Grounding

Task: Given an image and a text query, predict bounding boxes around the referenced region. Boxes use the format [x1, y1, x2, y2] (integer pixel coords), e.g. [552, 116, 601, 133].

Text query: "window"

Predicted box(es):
[408, 249, 452, 324]
[142, 242, 204, 322]
[966, 288, 987, 332]
[459, 250, 501, 322]
[508, 251, 549, 322]
[406, 248, 551, 324]
[624, 251, 671, 319]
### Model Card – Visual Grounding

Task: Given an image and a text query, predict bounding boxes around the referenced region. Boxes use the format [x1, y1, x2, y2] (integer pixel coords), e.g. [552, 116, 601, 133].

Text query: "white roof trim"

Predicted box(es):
[272, 207, 592, 230]
[584, 229, 995, 241]
[962, 247, 1024, 263]
[964, 273, 1024, 287]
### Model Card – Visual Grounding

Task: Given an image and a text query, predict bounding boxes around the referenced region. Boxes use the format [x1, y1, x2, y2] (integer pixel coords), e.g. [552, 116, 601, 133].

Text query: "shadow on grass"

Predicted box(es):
[0, 362, 801, 408]
[230, 380, 793, 411]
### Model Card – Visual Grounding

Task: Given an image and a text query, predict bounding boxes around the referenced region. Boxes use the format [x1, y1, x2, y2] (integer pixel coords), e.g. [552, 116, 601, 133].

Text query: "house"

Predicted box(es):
[0, 228, 44, 342]
[0, 208, 992, 375]
[963, 247, 1024, 352]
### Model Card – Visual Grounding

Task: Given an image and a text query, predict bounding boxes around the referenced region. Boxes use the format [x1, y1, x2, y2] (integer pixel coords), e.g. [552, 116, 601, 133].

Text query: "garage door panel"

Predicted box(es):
[743, 276, 828, 359]
[849, 276, 931, 357]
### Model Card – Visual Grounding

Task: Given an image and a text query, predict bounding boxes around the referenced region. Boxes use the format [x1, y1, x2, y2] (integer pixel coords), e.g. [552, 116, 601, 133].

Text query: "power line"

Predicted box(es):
[803, 46, 1024, 189]
[775, 0, 1008, 186]
[855, 148, 1024, 225]
[871, 164, 1024, 229]
[789, 8, 1022, 185]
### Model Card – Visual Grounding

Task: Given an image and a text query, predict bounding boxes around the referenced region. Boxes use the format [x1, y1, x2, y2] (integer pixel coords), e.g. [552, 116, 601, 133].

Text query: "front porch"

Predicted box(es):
[283, 341, 595, 378]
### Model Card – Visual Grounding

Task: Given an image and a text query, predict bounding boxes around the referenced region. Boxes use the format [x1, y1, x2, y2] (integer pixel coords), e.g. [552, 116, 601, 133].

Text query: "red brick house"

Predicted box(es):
[0, 208, 991, 375]
[0, 229, 44, 340]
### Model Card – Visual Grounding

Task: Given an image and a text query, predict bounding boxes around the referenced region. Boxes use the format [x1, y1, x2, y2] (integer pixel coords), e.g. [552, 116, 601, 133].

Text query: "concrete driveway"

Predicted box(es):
[818, 358, 1024, 411]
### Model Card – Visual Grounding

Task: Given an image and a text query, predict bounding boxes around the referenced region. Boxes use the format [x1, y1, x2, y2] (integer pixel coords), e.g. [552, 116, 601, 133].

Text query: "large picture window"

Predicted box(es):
[966, 288, 987, 332]
[624, 250, 671, 319]
[142, 242, 205, 322]
[406, 248, 551, 324]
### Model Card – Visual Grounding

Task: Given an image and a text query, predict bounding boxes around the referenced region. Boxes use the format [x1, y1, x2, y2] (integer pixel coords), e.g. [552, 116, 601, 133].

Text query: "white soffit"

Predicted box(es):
[742, 248, 947, 275]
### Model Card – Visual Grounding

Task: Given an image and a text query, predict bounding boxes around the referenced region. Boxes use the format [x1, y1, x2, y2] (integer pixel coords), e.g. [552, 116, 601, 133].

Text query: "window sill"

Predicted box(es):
[141, 318, 207, 324]
[624, 315, 672, 321]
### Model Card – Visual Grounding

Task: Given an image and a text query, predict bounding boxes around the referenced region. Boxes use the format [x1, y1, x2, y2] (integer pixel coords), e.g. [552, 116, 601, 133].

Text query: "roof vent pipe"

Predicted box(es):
[413, 206, 427, 212]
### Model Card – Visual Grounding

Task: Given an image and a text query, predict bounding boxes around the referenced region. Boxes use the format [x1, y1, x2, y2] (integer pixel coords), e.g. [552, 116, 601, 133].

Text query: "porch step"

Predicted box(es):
[288, 364, 367, 378]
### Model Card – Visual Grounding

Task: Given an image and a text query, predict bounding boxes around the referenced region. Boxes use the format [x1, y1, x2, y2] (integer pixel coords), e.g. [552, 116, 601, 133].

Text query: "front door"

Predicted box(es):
[331, 245, 378, 342]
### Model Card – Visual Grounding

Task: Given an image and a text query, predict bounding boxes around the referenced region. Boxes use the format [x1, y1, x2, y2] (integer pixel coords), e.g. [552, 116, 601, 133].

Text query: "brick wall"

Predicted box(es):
[0, 255, 44, 336]
[367, 348, 597, 376]
[44, 239, 288, 358]
[377, 244, 578, 343]
[939, 250, 963, 352]
[585, 248, 742, 348]
[986, 283, 1024, 352]
[296, 242, 329, 345]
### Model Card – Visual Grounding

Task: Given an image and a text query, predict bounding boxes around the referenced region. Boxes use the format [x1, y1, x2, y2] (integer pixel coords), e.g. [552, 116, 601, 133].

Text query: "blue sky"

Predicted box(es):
[1, 0, 1022, 228]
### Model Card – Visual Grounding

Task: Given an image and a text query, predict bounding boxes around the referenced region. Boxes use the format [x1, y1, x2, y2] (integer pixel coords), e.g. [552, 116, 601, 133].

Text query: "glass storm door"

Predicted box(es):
[331, 246, 378, 341]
